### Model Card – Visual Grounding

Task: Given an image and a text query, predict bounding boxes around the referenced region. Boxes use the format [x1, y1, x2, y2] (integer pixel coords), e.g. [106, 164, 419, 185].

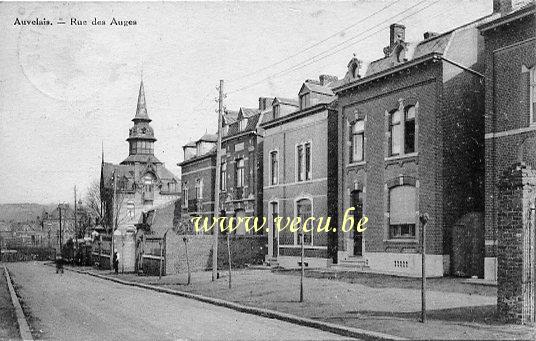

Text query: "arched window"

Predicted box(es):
[388, 185, 416, 239]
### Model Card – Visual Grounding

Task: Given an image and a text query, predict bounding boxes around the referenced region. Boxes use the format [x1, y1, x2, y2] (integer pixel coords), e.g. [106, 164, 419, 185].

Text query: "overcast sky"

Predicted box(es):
[0, 0, 491, 204]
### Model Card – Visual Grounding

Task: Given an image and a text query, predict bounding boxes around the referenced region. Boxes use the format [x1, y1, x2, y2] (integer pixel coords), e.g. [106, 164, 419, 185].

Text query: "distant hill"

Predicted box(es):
[0, 203, 57, 223]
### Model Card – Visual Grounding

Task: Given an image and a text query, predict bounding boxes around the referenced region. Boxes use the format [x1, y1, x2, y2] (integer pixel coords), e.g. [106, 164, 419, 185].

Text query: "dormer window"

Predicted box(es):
[299, 93, 310, 110]
[273, 104, 280, 119]
[239, 119, 248, 131]
[223, 125, 229, 136]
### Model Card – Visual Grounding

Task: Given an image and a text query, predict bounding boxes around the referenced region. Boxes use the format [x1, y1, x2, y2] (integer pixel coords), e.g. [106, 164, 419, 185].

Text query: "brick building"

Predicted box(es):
[100, 80, 180, 271]
[479, 1, 536, 281]
[219, 102, 269, 233]
[333, 18, 493, 276]
[262, 76, 340, 268]
[178, 133, 217, 225]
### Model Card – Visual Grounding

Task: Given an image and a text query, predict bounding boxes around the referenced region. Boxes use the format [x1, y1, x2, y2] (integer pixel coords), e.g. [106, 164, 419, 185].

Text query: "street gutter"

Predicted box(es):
[64, 266, 406, 341]
[3, 265, 33, 341]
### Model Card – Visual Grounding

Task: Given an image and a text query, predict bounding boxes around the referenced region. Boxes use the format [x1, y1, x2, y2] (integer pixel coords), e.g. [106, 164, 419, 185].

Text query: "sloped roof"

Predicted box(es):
[199, 133, 218, 142]
[121, 154, 161, 165]
[133, 80, 151, 122]
[225, 110, 261, 138]
[239, 107, 260, 118]
[223, 110, 239, 124]
[183, 141, 196, 148]
[273, 97, 299, 106]
[301, 82, 335, 96]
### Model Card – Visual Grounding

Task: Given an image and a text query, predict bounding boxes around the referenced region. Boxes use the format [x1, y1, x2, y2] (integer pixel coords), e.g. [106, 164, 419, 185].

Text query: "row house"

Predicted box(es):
[332, 16, 495, 277]
[261, 76, 340, 268]
[478, 1, 536, 281]
[100, 80, 180, 271]
[178, 133, 217, 224]
[219, 100, 270, 233]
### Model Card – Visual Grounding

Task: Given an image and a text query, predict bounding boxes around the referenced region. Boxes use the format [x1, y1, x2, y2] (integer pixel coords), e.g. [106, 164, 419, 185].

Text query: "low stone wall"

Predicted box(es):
[165, 234, 267, 275]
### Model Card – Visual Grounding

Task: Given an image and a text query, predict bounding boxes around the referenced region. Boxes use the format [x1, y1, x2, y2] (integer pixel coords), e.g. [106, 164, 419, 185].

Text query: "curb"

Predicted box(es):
[3, 265, 34, 341]
[65, 266, 405, 341]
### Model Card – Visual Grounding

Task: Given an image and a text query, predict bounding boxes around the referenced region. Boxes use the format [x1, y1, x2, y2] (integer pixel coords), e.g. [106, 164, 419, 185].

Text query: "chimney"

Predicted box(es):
[493, 0, 512, 14]
[389, 23, 406, 47]
[423, 31, 439, 40]
[258, 97, 274, 111]
[319, 74, 338, 86]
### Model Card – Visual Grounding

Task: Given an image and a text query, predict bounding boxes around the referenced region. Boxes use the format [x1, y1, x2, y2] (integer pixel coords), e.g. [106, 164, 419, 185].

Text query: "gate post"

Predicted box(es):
[497, 162, 536, 324]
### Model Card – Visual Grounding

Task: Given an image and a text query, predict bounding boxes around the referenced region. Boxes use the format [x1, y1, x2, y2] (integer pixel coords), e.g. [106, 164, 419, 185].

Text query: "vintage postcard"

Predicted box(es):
[1, 1, 535, 340]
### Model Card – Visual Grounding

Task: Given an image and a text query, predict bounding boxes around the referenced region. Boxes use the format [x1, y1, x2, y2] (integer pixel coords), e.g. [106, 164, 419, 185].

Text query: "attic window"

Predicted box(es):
[299, 93, 310, 110]
[240, 119, 248, 131]
[223, 125, 229, 136]
[273, 104, 280, 119]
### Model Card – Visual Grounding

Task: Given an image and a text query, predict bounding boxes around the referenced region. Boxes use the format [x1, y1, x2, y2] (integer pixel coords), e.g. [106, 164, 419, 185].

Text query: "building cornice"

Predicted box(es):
[261, 103, 333, 130]
[478, 4, 535, 34]
[333, 53, 442, 94]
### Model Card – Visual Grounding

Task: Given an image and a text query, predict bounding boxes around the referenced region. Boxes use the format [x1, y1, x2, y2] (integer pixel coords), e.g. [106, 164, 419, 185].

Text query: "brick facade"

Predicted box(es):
[496, 163, 535, 324]
[262, 77, 339, 268]
[334, 21, 486, 276]
[479, 4, 536, 280]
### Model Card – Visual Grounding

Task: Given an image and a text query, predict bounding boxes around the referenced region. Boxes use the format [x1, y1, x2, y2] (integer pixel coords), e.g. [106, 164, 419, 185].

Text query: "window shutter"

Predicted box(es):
[389, 186, 416, 224]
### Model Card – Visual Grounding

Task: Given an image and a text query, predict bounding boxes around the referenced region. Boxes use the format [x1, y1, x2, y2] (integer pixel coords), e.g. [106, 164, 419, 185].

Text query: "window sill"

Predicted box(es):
[385, 153, 418, 165]
[347, 160, 366, 168]
[384, 239, 418, 243]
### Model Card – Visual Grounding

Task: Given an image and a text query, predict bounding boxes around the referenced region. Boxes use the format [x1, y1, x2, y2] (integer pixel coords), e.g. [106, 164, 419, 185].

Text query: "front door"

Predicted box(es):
[351, 190, 363, 256]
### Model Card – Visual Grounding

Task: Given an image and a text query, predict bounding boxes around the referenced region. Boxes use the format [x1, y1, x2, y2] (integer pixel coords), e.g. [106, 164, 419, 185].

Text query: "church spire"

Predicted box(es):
[133, 79, 151, 122]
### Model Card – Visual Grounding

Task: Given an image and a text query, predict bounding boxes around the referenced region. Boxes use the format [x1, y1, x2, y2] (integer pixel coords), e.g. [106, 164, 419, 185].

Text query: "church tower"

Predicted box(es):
[122, 80, 161, 165]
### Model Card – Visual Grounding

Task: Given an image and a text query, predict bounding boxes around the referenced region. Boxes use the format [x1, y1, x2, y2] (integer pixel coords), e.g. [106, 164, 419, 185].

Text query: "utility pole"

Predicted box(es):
[58, 204, 63, 256]
[420, 213, 429, 323]
[74, 186, 77, 238]
[212, 79, 224, 282]
[300, 230, 304, 302]
[111, 169, 117, 271]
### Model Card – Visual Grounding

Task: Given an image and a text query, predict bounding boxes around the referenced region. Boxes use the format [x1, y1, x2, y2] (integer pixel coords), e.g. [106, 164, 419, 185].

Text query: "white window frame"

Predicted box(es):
[352, 119, 365, 162]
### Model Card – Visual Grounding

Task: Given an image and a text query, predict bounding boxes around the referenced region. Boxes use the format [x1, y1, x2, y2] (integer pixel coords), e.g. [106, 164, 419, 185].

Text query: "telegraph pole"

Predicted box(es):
[58, 204, 63, 256]
[212, 80, 224, 282]
[420, 213, 429, 323]
[111, 169, 117, 270]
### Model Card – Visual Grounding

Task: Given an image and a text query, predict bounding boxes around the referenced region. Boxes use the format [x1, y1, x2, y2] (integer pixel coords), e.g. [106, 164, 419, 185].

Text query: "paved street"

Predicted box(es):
[6, 262, 352, 341]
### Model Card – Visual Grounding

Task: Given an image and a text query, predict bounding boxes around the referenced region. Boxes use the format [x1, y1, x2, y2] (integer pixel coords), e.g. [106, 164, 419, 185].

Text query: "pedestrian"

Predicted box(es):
[113, 250, 119, 274]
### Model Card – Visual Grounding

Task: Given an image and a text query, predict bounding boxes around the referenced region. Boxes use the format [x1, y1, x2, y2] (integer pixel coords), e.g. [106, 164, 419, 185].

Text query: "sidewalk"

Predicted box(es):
[0, 266, 20, 340]
[73, 265, 534, 340]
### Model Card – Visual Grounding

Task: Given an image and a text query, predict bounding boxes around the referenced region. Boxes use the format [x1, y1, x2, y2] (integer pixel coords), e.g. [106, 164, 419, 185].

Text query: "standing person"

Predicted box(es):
[113, 250, 119, 274]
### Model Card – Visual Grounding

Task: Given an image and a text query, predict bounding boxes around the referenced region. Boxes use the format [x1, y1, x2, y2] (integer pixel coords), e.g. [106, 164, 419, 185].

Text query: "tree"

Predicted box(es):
[84, 180, 104, 226]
